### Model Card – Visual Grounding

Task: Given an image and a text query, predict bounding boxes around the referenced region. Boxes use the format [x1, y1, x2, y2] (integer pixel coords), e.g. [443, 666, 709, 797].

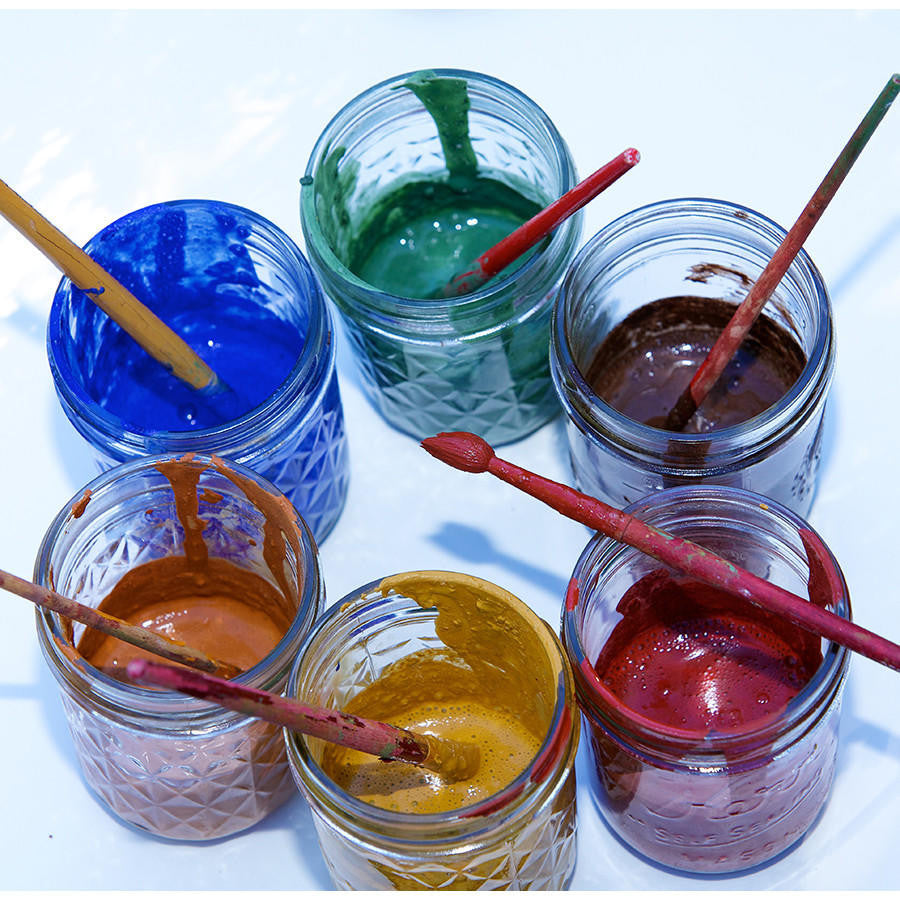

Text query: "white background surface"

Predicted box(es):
[1, 9, 899, 892]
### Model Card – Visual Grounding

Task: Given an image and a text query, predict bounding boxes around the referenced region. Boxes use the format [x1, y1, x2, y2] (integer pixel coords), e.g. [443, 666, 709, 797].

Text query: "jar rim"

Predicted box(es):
[285, 571, 577, 839]
[552, 196, 834, 457]
[562, 485, 850, 758]
[34, 452, 324, 729]
[47, 198, 330, 458]
[299, 68, 579, 324]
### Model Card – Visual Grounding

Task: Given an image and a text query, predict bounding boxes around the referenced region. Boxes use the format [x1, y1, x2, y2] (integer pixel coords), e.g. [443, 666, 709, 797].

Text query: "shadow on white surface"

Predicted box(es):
[428, 521, 569, 598]
[829, 215, 900, 299]
[48, 390, 103, 494]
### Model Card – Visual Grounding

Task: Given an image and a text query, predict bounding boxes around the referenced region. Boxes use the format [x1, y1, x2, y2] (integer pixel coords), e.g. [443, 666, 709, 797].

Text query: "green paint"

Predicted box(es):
[348, 175, 541, 299]
[312, 144, 360, 266]
[402, 70, 477, 178]
[311, 71, 544, 299]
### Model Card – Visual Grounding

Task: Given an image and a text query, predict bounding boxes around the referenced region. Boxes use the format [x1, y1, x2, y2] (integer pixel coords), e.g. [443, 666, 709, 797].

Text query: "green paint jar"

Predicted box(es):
[300, 69, 581, 444]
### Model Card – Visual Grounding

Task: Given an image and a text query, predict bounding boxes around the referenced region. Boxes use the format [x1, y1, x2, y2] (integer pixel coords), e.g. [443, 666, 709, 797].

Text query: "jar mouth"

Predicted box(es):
[285, 571, 577, 837]
[552, 197, 834, 458]
[300, 68, 579, 325]
[34, 453, 324, 728]
[562, 485, 850, 759]
[47, 198, 330, 458]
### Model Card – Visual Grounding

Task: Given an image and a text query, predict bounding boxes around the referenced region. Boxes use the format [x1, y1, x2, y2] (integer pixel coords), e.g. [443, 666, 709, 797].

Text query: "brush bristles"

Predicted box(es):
[421, 432, 494, 473]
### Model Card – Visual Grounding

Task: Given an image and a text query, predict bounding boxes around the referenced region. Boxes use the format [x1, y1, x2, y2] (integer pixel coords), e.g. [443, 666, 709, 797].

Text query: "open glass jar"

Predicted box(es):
[562, 485, 850, 874]
[47, 198, 349, 541]
[301, 69, 581, 444]
[34, 454, 324, 840]
[285, 571, 579, 889]
[551, 198, 835, 516]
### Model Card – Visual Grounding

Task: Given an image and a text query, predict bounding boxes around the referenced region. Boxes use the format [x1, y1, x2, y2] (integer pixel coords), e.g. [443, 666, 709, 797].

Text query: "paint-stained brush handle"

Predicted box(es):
[126, 658, 480, 781]
[421, 431, 900, 674]
[0, 567, 240, 678]
[664, 74, 900, 431]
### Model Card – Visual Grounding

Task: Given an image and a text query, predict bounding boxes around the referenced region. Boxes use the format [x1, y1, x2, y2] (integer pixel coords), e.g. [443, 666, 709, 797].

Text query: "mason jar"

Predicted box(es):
[34, 454, 324, 841]
[551, 198, 835, 516]
[286, 571, 579, 889]
[561, 485, 850, 874]
[47, 198, 349, 541]
[301, 68, 582, 444]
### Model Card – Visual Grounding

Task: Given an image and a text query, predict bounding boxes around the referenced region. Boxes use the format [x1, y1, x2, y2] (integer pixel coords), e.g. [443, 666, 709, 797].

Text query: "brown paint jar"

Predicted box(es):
[35, 454, 323, 840]
[550, 198, 835, 516]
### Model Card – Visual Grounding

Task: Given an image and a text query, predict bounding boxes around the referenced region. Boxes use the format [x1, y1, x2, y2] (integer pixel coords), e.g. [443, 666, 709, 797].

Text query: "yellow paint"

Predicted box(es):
[318, 571, 563, 814]
[323, 699, 540, 813]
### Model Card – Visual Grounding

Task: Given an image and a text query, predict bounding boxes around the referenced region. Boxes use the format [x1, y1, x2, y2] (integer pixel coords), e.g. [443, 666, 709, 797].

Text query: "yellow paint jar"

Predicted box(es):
[285, 571, 579, 889]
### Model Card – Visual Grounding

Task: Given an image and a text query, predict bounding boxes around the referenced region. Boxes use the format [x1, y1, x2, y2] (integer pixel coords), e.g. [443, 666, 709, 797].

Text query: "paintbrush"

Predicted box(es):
[422, 431, 900, 673]
[127, 658, 480, 782]
[0, 178, 224, 394]
[441, 148, 640, 297]
[0, 567, 240, 678]
[664, 74, 900, 431]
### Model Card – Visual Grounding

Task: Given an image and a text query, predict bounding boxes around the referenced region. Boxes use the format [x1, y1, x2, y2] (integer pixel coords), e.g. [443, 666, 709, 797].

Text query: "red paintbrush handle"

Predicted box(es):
[665, 74, 900, 431]
[126, 658, 433, 764]
[421, 431, 900, 673]
[444, 148, 640, 297]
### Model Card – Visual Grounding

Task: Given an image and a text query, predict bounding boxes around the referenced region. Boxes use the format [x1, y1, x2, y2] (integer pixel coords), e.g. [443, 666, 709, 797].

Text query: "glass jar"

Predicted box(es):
[561, 486, 850, 874]
[34, 454, 324, 841]
[47, 198, 349, 541]
[300, 69, 581, 445]
[285, 571, 580, 889]
[551, 198, 835, 516]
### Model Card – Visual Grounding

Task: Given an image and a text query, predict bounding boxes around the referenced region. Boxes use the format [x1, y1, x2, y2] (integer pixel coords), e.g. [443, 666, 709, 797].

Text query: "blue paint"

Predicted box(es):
[48, 200, 350, 540]
[96, 297, 304, 431]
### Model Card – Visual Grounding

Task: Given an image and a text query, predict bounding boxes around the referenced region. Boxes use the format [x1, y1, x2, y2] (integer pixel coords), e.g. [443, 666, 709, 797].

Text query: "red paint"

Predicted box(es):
[592, 571, 822, 733]
[581, 566, 845, 873]
[565, 576, 579, 612]
[421, 432, 493, 472]
[530, 705, 572, 784]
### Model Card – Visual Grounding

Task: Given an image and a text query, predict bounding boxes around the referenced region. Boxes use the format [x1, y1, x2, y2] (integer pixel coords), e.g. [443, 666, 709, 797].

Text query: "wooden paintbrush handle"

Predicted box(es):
[0, 567, 238, 677]
[0, 178, 219, 392]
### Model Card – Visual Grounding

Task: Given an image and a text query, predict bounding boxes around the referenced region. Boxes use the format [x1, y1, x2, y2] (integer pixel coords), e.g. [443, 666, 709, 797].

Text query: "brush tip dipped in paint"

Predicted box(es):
[421, 432, 494, 473]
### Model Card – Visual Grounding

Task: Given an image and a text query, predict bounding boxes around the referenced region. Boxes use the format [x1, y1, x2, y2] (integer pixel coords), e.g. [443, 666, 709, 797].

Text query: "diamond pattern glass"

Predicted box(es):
[61, 693, 295, 841]
[310, 774, 577, 890]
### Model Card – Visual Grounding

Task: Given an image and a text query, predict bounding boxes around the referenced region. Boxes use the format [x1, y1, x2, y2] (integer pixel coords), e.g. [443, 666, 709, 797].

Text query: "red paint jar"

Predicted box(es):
[561, 486, 850, 874]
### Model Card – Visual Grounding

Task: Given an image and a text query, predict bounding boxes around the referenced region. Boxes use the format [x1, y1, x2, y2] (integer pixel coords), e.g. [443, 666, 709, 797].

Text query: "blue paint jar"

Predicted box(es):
[47, 199, 349, 541]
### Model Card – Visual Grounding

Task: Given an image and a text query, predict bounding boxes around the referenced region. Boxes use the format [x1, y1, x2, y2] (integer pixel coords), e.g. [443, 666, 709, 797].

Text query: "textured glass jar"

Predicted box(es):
[551, 198, 834, 516]
[48, 199, 349, 541]
[562, 486, 849, 874]
[285, 571, 580, 890]
[34, 454, 324, 841]
[301, 69, 581, 444]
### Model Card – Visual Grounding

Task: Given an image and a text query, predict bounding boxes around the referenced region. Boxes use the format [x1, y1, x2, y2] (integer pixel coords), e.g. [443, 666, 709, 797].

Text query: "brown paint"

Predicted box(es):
[71, 455, 303, 676]
[70, 489, 91, 519]
[77, 556, 290, 672]
[585, 295, 806, 433]
[686, 262, 752, 287]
